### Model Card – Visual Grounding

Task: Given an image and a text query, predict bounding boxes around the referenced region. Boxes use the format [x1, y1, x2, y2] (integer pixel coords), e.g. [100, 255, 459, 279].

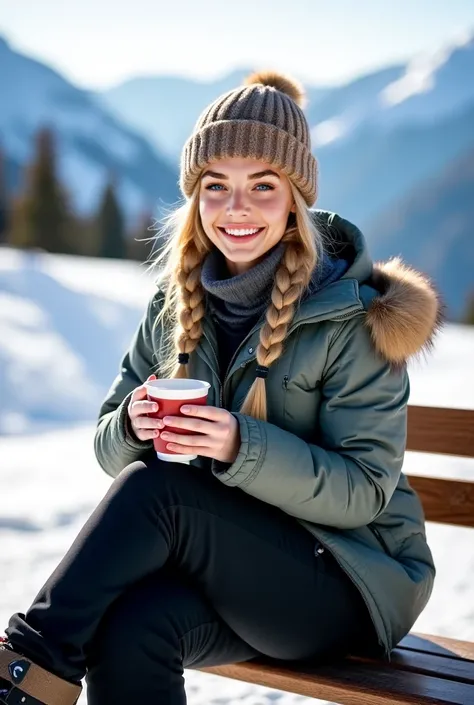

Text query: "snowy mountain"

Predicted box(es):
[365, 146, 474, 318]
[306, 65, 405, 145]
[310, 31, 474, 147]
[305, 31, 474, 230]
[316, 101, 474, 226]
[0, 36, 179, 224]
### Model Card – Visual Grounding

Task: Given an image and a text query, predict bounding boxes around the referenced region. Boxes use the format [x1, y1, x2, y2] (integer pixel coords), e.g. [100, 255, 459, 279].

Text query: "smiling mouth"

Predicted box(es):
[217, 226, 266, 238]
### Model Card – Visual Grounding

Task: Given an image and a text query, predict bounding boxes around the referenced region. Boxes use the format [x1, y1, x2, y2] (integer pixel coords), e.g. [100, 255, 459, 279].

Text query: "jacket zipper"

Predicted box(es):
[202, 325, 256, 408]
[332, 308, 363, 321]
[284, 305, 364, 339]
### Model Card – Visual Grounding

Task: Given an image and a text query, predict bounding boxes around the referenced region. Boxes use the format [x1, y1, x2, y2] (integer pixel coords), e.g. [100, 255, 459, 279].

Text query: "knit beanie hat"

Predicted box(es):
[180, 71, 318, 206]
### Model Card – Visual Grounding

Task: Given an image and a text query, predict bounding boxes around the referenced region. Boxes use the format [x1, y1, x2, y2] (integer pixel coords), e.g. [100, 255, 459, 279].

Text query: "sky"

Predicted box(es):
[1, 0, 474, 89]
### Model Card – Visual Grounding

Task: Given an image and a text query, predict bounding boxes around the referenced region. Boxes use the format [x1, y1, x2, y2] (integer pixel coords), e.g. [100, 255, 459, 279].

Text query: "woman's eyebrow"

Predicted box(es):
[249, 169, 280, 180]
[201, 170, 228, 179]
[201, 169, 281, 180]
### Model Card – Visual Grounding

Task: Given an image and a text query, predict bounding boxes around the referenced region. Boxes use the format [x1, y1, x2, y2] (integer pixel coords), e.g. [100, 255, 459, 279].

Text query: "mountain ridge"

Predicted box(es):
[0, 35, 179, 224]
[366, 146, 474, 318]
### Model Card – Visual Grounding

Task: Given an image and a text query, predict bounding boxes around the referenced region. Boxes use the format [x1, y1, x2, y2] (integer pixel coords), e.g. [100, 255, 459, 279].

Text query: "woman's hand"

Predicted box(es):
[157, 405, 241, 463]
[127, 374, 161, 442]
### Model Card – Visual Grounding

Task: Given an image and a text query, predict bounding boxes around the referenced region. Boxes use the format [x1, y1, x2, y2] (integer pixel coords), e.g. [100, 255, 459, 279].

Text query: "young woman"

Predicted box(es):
[1, 71, 440, 705]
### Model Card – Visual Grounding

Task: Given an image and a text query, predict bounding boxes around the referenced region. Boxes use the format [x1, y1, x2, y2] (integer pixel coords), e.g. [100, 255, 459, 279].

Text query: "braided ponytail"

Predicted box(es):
[174, 241, 207, 378]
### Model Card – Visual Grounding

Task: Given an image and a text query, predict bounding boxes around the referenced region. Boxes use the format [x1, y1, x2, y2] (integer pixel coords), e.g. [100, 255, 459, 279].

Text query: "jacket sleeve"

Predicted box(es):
[94, 290, 163, 478]
[213, 315, 410, 529]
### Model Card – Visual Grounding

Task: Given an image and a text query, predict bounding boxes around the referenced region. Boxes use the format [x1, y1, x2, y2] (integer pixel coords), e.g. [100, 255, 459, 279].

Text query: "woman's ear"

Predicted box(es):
[290, 203, 296, 213]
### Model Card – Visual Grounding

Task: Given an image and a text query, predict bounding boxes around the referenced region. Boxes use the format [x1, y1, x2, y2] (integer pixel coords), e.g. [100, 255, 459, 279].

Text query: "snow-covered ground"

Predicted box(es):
[1, 247, 473, 704]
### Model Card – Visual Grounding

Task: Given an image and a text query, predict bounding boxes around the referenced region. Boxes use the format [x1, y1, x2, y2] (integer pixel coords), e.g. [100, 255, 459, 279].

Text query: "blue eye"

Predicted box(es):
[206, 183, 225, 191]
[255, 184, 274, 191]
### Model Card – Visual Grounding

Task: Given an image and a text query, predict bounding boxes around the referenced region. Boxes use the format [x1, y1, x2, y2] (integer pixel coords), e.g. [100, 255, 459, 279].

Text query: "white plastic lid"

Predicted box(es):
[145, 378, 211, 400]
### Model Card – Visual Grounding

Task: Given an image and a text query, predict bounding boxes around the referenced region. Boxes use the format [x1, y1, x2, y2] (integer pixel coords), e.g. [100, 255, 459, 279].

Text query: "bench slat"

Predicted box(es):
[201, 658, 474, 705]
[406, 475, 474, 527]
[407, 406, 474, 457]
[400, 633, 474, 662]
[356, 648, 474, 685]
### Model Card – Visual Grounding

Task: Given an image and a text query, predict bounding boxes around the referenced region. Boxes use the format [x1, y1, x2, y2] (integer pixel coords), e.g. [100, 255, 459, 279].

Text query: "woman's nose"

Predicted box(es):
[226, 190, 250, 216]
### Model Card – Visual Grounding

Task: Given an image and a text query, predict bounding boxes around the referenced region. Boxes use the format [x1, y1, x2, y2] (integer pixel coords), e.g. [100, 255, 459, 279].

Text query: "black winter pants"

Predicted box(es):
[7, 456, 377, 704]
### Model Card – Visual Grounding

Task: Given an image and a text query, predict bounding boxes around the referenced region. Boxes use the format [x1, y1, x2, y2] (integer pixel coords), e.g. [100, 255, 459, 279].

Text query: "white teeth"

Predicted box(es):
[223, 228, 261, 236]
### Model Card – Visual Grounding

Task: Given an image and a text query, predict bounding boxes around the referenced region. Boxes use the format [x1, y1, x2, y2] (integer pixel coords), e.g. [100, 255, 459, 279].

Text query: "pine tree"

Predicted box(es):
[0, 145, 9, 243]
[8, 127, 75, 253]
[96, 177, 126, 259]
[74, 216, 99, 257]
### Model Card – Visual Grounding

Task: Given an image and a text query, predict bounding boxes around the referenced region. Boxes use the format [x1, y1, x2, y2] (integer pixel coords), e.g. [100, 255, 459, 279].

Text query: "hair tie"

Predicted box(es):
[255, 365, 269, 379]
[178, 352, 190, 365]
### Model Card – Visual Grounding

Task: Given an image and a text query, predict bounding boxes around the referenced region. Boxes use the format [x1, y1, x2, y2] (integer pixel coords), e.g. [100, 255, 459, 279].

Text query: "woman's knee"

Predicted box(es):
[116, 456, 197, 498]
[115, 458, 158, 491]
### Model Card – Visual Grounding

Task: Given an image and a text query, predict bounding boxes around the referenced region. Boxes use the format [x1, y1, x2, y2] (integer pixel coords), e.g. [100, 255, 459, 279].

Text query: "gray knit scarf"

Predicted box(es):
[201, 242, 348, 325]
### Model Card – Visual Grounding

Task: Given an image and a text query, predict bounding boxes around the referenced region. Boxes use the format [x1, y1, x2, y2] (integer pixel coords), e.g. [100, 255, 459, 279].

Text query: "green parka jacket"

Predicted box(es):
[94, 210, 440, 656]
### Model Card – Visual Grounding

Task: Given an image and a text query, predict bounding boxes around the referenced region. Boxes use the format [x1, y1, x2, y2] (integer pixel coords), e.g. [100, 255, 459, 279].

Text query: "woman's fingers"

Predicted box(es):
[160, 431, 209, 447]
[161, 415, 210, 433]
[134, 428, 159, 442]
[127, 375, 158, 441]
[133, 415, 162, 430]
[130, 400, 159, 418]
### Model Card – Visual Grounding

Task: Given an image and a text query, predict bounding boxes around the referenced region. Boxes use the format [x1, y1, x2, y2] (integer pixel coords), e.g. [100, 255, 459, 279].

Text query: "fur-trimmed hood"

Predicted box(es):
[312, 210, 444, 366]
[367, 258, 444, 366]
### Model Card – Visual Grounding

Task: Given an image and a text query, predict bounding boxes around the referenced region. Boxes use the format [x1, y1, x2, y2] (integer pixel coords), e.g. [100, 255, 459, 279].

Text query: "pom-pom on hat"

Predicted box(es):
[180, 70, 318, 206]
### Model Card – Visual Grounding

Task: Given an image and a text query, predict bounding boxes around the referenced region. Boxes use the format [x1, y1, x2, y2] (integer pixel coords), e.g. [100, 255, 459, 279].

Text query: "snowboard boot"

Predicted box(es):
[0, 637, 82, 705]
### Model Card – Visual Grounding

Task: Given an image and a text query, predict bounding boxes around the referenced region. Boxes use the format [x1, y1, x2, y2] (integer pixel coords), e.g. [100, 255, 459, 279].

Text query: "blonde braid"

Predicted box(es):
[173, 241, 207, 378]
[239, 242, 313, 420]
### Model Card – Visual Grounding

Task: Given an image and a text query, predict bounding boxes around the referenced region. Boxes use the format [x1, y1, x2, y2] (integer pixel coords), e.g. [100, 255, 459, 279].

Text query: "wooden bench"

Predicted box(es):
[199, 405, 474, 704]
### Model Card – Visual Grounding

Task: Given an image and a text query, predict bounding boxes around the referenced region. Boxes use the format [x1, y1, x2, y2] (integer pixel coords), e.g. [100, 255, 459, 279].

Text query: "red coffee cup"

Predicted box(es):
[145, 378, 211, 464]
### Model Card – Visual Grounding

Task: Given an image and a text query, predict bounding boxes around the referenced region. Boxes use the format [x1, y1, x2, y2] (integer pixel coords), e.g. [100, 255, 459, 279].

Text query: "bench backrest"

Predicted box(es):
[406, 406, 474, 527]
